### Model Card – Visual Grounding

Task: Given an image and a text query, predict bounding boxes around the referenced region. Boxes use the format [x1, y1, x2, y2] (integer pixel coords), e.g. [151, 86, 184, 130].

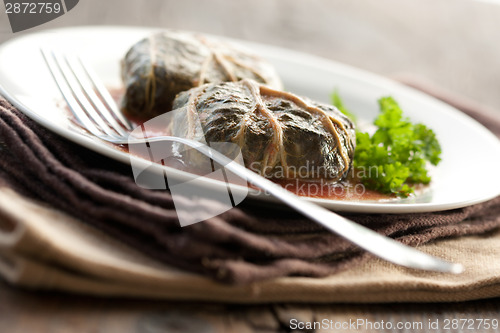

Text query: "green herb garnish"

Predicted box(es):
[333, 94, 442, 197]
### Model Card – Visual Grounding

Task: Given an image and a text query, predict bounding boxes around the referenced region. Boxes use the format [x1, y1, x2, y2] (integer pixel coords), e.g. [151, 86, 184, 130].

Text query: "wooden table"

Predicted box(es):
[1, 279, 500, 332]
[1, 0, 500, 331]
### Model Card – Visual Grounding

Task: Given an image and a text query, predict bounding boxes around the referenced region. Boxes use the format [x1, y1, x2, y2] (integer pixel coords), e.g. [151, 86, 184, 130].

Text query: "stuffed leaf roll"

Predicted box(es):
[121, 31, 283, 119]
[172, 79, 356, 181]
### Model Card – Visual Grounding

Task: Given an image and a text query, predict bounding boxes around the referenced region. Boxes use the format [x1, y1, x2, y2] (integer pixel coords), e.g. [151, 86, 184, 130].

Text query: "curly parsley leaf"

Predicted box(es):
[332, 94, 442, 197]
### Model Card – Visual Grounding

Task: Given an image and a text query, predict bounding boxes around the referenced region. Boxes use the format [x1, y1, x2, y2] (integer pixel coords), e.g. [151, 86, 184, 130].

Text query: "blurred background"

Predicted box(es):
[1, 0, 499, 112]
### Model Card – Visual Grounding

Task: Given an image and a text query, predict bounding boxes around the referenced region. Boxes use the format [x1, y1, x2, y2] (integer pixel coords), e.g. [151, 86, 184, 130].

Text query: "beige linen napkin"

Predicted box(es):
[2, 187, 500, 303]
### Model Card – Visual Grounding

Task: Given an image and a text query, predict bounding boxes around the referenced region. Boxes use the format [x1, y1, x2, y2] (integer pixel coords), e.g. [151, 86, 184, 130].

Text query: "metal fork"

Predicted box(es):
[41, 48, 463, 274]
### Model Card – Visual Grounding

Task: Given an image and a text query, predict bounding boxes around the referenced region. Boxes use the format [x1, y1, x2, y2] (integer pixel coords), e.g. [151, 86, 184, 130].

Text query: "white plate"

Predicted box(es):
[0, 26, 499, 213]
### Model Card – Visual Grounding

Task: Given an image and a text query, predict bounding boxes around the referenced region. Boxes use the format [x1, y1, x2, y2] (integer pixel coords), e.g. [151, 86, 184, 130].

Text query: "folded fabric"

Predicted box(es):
[2, 187, 500, 303]
[0, 77, 499, 294]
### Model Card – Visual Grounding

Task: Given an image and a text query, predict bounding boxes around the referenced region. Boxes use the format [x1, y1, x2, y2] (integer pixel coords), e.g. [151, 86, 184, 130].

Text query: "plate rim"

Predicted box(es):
[0, 25, 499, 213]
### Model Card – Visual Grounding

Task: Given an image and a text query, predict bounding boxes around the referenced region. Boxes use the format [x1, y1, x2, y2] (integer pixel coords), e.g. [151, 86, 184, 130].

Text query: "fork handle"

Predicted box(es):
[143, 136, 462, 274]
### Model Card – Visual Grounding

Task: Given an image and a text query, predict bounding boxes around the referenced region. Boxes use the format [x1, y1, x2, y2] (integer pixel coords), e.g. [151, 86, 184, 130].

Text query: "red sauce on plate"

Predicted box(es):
[271, 176, 395, 201]
[107, 87, 394, 201]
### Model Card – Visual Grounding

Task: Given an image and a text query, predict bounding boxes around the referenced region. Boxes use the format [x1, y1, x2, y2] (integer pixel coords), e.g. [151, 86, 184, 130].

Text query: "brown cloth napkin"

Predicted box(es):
[2, 184, 500, 303]
[0, 78, 499, 293]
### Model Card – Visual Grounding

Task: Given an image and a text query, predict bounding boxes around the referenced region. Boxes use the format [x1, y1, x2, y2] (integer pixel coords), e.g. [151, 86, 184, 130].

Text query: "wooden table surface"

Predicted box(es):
[1, 280, 500, 333]
[1, 0, 500, 332]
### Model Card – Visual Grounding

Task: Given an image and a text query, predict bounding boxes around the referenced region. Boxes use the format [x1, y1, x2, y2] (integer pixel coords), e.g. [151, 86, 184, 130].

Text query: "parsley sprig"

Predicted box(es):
[333, 94, 442, 197]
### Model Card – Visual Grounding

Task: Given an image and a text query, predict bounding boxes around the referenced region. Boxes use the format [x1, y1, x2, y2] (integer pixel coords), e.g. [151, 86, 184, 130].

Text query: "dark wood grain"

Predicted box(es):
[1, 0, 500, 332]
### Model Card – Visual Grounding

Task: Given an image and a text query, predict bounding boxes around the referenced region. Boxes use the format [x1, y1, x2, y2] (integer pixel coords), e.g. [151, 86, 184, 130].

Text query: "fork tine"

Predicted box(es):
[54, 51, 121, 138]
[41, 48, 105, 138]
[78, 57, 134, 131]
[65, 55, 131, 137]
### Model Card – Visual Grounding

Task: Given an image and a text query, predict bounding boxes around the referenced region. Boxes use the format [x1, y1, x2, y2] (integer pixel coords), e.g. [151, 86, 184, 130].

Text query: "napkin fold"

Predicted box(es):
[2, 186, 500, 303]
[0, 78, 500, 302]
